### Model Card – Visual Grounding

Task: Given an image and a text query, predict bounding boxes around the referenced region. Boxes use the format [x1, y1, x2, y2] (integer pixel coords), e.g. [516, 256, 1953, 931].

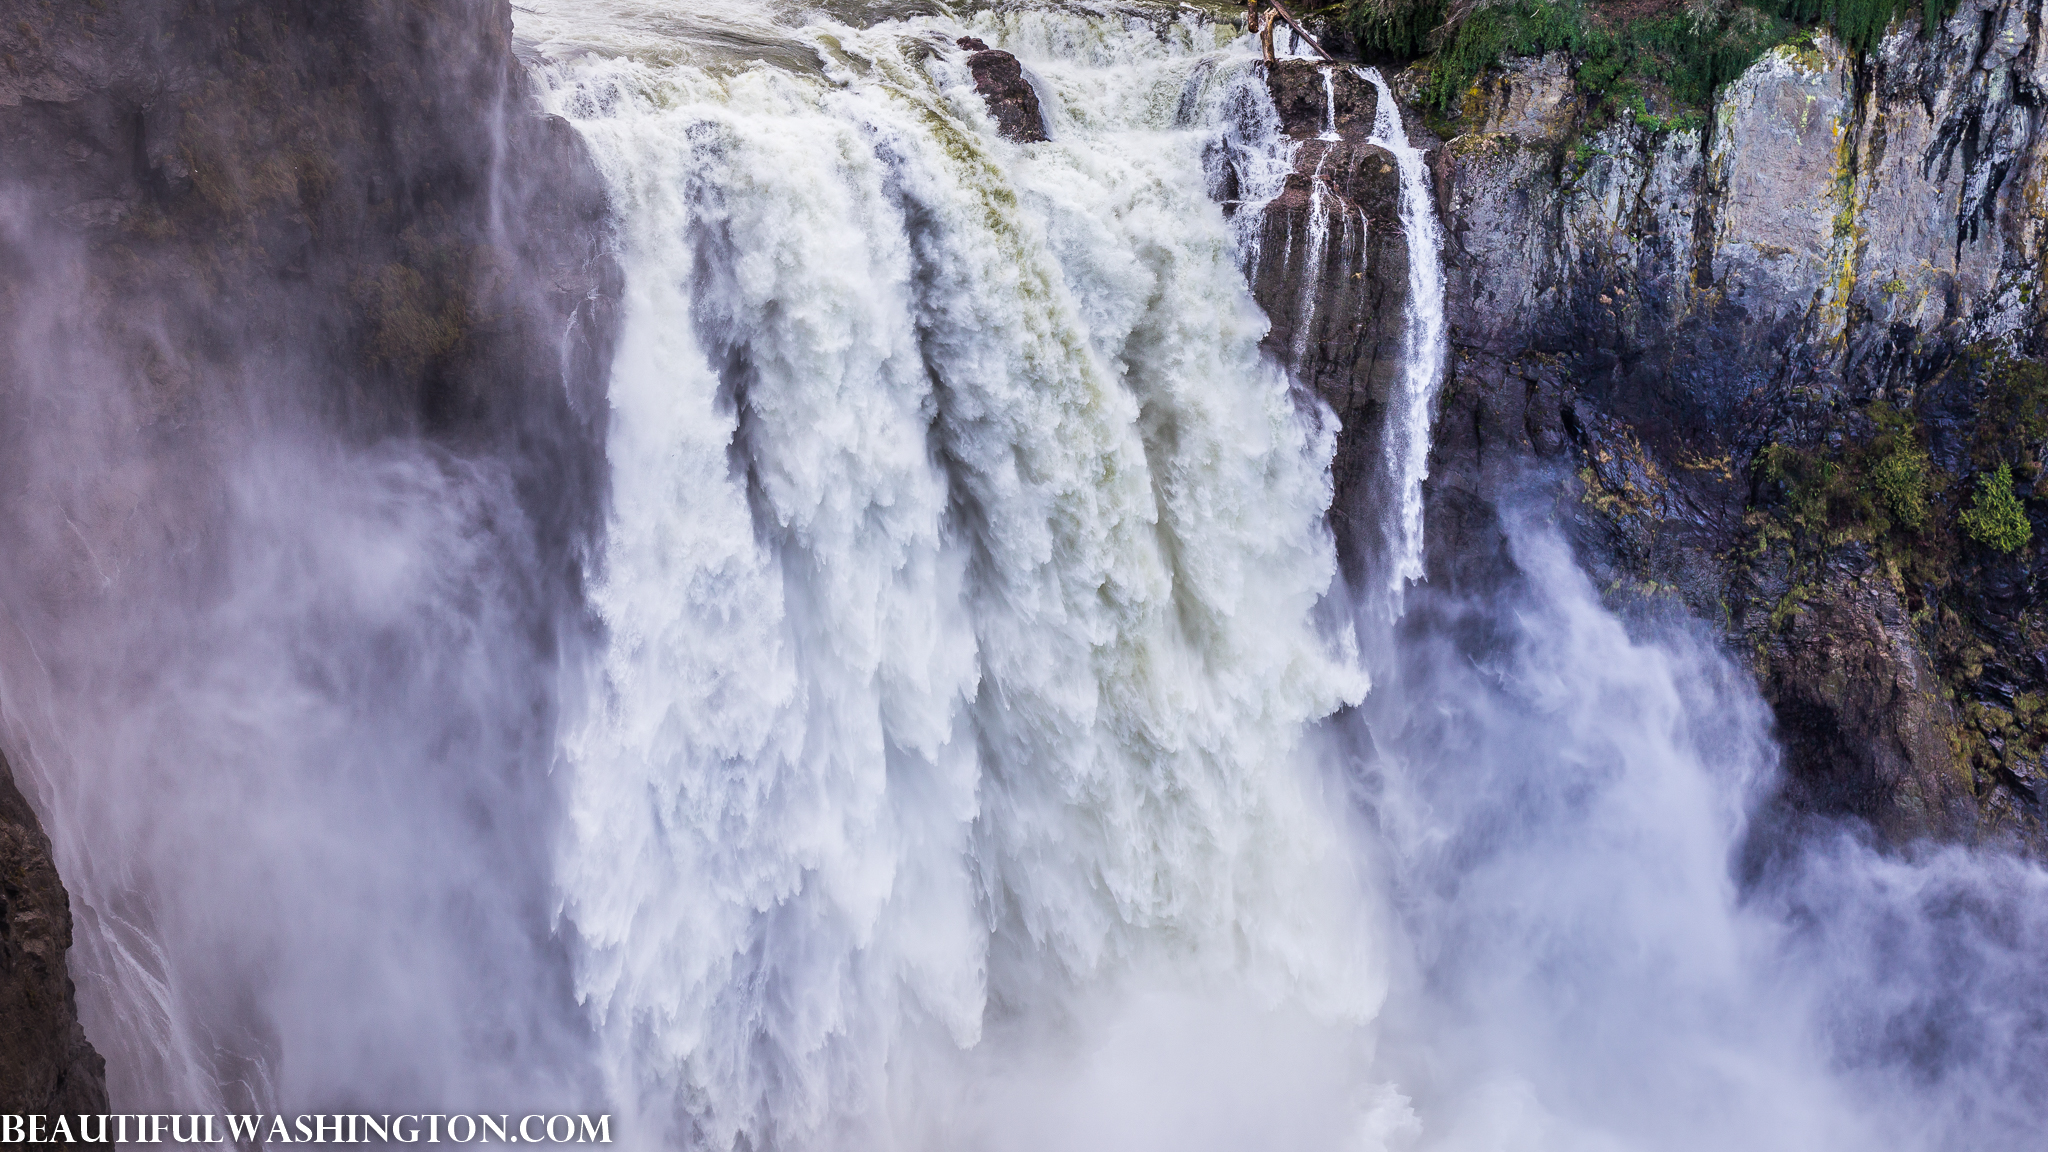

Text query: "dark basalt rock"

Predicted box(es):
[0, 752, 106, 1120]
[959, 38, 1048, 143]
[1235, 12, 2048, 849]
[1410, 9, 2048, 849]
[1231, 60, 1420, 582]
[1265, 58, 1377, 142]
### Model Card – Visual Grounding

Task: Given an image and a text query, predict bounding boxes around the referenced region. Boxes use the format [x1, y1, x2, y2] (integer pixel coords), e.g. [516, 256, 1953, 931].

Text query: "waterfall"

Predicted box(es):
[525, 6, 1386, 1147]
[1214, 62, 1297, 280]
[1355, 66, 1445, 603]
[2, 1, 2040, 1148]
[519, 6, 2048, 1149]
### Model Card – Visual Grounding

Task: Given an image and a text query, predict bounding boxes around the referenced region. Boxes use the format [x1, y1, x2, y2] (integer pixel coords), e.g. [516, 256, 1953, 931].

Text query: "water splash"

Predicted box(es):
[1365, 508, 2048, 1152]
[1212, 65, 1298, 279]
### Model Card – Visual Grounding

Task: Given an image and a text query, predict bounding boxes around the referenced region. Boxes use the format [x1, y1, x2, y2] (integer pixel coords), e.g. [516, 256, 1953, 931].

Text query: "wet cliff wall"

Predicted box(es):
[0, 0, 618, 1108]
[0, 752, 103, 1117]
[1260, 0, 2048, 849]
[1232, 61, 1420, 583]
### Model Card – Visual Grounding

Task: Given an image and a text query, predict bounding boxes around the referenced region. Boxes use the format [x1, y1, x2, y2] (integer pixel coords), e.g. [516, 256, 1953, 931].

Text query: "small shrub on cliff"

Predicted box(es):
[1756, 404, 1935, 549]
[1972, 351, 2048, 471]
[1866, 404, 1931, 532]
[1760, 442, 1876, 546]
[1766, 0, 1956, 46]
[1387, 0, 1797, 115]
[1343, 0, 1447, 57]
[1960, 464, 2032, 554]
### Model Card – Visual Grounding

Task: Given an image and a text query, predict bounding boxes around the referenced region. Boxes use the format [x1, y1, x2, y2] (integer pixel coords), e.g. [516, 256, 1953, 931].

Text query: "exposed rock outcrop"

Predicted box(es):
[959, 37, 1049, 142]
[1262, 0, 2048, 847]
[0, 753, 105, 1118]
[1230, 60, 1414, 577]
[0, 0, 617, 517]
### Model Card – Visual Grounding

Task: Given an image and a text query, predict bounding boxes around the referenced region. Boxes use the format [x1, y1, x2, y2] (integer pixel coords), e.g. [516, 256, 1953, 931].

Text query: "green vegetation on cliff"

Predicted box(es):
[1742, 346, 2046, 823]
[1340, 0, 1956, 116]
[1961, 465, 2034, 553]
[1754, 401, 1940, 568]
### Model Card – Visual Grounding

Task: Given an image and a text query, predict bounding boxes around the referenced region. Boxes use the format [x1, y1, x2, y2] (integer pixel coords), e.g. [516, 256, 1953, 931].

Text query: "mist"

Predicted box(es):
[1366, 500, 2048, 1151]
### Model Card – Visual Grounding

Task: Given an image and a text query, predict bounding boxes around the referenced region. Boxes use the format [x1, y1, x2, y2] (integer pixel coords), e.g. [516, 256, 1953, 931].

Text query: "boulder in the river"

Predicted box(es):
[959, 39, 1048, 143]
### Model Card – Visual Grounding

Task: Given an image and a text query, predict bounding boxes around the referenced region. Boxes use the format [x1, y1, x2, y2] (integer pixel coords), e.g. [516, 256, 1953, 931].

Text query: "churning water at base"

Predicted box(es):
[1368, 515, 2048, 1152]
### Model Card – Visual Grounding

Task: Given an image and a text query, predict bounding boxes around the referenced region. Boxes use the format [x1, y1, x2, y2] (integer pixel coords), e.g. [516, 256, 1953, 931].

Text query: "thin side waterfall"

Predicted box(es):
[1292, 147, 1337, 368]
[1356, 65, 1445, 604]
[1317, 67, 1341, 142]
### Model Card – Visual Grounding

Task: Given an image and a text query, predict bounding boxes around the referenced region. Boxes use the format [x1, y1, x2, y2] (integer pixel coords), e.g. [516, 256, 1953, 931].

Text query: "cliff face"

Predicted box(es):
[1257, 0, 2048, 847]
[0, 0, 615, 503]
[0, 754, 105, 1117]
[0, 0, 618, 1108]
[1237, 61, 1416, 580]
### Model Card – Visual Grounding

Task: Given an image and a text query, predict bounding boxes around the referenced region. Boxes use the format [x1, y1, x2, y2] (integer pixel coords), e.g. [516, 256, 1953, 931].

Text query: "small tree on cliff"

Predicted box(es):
[1960, 464, 2033, 554]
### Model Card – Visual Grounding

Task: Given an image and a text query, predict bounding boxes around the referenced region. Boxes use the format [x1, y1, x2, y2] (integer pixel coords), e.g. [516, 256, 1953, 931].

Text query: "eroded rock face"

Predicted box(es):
[1235, 4, 2048, 846]
[958, 38, 1049, 143]
[1408, 1, 2048, 846]
[1231, 60, 1412, 577]
[1759, 570, 1979, 838]
[0, 753, 106, 1117]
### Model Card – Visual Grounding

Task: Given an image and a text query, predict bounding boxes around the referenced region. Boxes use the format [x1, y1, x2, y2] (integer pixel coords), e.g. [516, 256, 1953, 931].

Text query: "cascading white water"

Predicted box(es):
[1293, 150, 1339, 370]
[1355, 66, 1444, 603]
[1318, 68, 1342, 142]
[1214, 56, 1297, 278]
[523, 6, 1389, 1148]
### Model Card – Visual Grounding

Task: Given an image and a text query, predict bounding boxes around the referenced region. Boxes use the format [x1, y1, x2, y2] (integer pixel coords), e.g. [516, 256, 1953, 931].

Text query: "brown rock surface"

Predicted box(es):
[1240, 59, 1413, 578]
[960, 40, 1048, 143]
[0, 751, 106, 1117]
